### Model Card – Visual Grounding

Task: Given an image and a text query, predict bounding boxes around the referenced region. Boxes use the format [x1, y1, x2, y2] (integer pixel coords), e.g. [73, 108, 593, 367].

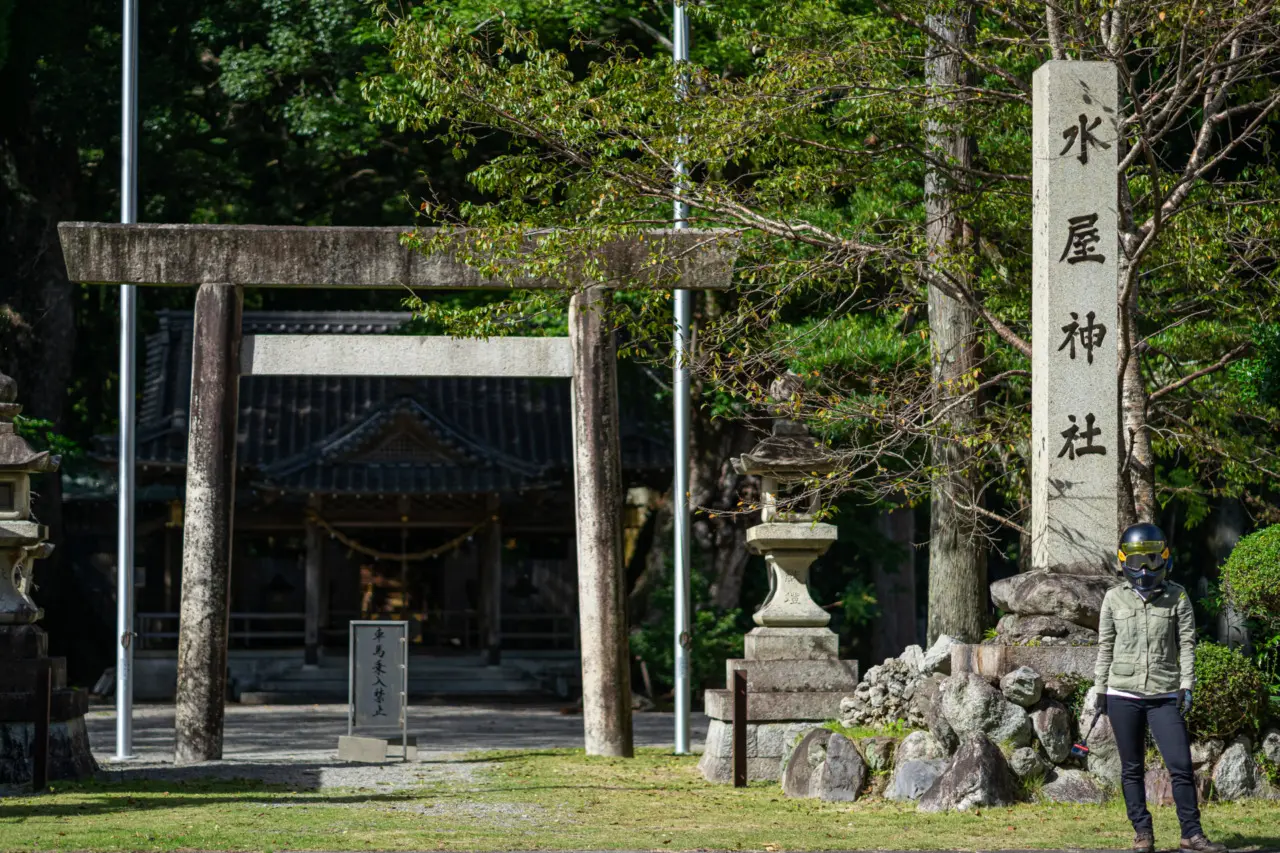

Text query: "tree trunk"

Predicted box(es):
[691, 416, 757, 612]
[1118, 268, 1155, 529]
[871, 508, 920, 661]
[174, 284, 243, 764]
[924, 2, 988, 645]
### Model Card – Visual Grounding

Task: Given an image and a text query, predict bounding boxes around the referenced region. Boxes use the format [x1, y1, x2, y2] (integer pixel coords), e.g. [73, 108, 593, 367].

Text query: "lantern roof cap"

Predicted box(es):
[0, 369, 60, 473]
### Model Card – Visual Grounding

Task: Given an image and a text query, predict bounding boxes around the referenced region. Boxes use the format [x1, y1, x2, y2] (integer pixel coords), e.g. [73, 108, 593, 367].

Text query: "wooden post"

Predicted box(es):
[733, 670, 747, 788]
[304, 495, 322, 666]
[31, 660, 51, 792]
[569, 285, 633, 758]
[481, 494, 502, 665]
[174, 283, 242, 764]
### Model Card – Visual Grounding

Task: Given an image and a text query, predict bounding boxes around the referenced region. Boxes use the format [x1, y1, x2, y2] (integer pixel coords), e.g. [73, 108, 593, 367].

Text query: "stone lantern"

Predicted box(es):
[698, 373, 860, 783]
[0, 369, 97, 789]
[0, 370, 59, 625]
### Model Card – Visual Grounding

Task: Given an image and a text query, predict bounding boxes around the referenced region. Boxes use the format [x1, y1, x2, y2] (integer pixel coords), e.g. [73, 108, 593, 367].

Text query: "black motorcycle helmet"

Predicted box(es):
[1118, 522, 1171, 593]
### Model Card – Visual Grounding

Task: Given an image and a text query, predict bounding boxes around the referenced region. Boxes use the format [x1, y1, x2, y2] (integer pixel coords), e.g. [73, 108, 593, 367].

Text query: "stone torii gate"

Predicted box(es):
[58, 222, 735, 762]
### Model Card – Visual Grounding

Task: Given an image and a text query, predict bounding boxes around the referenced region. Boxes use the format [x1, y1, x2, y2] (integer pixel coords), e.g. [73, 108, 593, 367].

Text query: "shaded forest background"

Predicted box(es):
[1, 0, 1275, 690]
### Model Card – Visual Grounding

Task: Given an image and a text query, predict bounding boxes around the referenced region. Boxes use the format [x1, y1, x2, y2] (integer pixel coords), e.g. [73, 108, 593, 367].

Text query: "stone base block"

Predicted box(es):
[951, 643, 1097, 682]
[0, 716, 98, 790]
[744, 627, 838, 661]
[698, 718, 820, 783]
[726, 658, 859, 694]
[0, 626, 47, 660]
[337, 735, 417, 763]
[705, 688, 846, 722]
[0, 658, 66, 692]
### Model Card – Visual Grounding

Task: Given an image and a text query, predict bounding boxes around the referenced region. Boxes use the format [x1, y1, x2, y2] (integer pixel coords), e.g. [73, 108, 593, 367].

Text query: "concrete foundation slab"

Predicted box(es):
[951, 643, 1098, 682]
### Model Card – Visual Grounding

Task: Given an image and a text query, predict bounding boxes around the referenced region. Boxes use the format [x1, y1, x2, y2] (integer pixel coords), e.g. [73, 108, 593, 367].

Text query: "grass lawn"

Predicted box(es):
[2, 749, 1279, 852]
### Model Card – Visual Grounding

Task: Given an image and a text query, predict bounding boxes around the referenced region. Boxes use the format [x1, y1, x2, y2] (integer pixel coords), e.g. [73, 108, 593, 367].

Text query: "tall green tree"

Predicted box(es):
[366, 0, 1280, 636]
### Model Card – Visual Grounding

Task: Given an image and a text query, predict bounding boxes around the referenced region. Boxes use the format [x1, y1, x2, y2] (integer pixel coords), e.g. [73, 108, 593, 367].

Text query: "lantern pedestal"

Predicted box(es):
[0, 370, 98, 791]
[0, 625, 97, 790]
[698, 522, 859, 784]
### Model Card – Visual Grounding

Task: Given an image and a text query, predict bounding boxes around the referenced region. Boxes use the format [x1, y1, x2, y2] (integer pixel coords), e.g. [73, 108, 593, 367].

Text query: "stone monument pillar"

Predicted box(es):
[698, 374, 859, 783]
[977, 61, 1120, 660]
[0, 369, 98, 789]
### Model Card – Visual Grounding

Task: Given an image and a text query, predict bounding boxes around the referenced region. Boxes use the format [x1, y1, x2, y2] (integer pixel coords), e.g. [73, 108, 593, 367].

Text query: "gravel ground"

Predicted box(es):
[85, 703, 706, 791]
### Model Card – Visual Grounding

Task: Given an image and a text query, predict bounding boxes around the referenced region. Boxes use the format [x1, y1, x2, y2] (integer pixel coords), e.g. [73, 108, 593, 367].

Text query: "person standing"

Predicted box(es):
[1093, 523, 1227, 853]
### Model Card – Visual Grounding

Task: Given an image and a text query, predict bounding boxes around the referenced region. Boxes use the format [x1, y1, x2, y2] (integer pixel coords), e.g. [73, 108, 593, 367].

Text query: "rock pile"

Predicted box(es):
[839, 635, 956, 729]
[785, 641, 1280, 812]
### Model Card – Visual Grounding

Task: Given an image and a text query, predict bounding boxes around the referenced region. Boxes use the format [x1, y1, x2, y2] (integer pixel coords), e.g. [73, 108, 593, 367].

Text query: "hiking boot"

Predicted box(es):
[1180, 835, 1228, 853]
[1134, 832, 1156, 853]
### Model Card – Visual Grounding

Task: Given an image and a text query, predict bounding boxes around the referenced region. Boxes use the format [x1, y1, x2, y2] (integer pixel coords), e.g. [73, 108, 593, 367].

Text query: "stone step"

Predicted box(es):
[724, 658, 859, 694]
[744, 627, 838, 661]
[703, 688, 846, 722]
[0, 658, 67, 691]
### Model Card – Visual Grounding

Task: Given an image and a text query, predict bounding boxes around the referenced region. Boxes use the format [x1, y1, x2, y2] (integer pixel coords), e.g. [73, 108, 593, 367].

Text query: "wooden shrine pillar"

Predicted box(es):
[481, 495, 503, 666]
[174, 283, 243, 764]
[569, 285, 633, 758]
[304, 495, 323, 666]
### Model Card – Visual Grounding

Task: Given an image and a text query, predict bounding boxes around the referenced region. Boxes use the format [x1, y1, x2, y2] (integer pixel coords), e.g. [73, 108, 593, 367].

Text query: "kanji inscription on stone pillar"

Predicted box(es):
[1031, 60, 1119, 574]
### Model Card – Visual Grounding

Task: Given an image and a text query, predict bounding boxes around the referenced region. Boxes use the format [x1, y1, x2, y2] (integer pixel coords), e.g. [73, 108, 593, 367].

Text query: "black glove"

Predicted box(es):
[1178, 688, 1192, 718]
[1092, 691, 1108, 716]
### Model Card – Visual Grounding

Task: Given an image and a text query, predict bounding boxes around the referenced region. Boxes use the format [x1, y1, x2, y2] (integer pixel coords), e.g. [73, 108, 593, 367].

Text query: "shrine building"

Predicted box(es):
[64, 310, 668, 701]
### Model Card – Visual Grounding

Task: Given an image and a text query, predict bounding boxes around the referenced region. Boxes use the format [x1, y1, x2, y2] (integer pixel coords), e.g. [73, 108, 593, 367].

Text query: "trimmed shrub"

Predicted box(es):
[1221, 525, 1280, 622]
[1187, 642, 1267, 741]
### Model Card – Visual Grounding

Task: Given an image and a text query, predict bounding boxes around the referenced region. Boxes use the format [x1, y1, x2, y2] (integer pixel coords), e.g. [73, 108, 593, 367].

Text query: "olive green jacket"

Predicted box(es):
[1094, 581, 1196, 695]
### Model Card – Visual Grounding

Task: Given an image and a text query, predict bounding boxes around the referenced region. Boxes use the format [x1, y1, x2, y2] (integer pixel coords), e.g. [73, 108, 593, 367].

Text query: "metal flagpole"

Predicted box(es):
[671, 0, 693, 756]
[116, 0, 139, 761]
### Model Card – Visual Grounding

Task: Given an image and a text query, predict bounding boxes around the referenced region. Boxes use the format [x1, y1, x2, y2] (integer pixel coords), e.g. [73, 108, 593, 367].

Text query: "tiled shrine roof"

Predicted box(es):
[103, 310, 667, 496]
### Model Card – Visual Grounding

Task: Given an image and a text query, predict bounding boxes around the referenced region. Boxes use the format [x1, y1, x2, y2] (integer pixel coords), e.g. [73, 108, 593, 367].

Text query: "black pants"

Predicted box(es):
[1108, 695, 1203, 839]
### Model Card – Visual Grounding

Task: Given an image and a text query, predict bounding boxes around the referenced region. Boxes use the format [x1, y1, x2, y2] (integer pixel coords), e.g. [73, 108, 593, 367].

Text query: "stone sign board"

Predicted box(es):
[342, 620, 408, 762]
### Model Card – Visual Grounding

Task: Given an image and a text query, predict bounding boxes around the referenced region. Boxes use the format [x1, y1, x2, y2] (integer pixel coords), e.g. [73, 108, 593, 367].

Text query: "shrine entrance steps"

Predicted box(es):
[237, 654, 568, 705]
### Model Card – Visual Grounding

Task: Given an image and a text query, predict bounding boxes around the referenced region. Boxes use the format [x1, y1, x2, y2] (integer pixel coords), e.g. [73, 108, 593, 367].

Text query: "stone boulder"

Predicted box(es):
[860, 736, 896, 773]
[899, 644, 925, 674]
[1079, 687, 1122, 789]
[922, 635, 957, 675]
[1191, 739, 1225, 771]
[1213, 736, 1262, 801]
[1030, 699, 1073, 764]
[912, 674, 958, 754]
[783, 730, 868, 801]
[887, 758, 948, 802]
[989, 614, 1099, 647]
[810, 733, 868, 802]
[1009, 747, 1053, 782]
[1262, 729, 1280, 766]
[1043, 673, 1085, 702]
[989, 571, 1114, 629]
[1042, 769, 1106, 804]
[1145, 767, 1174, 806]
[918, 734, 1016, 813]
[939, 672, 1033, 748]
[782, 729, 832, 798]
[1000, 666, 1044, 708]
[896, 730, 948, 764]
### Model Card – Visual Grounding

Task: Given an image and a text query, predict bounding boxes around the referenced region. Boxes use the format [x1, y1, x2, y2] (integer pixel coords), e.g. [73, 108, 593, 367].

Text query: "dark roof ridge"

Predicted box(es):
[155, 309, 414, 335]
[260, 393, 545, 483]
